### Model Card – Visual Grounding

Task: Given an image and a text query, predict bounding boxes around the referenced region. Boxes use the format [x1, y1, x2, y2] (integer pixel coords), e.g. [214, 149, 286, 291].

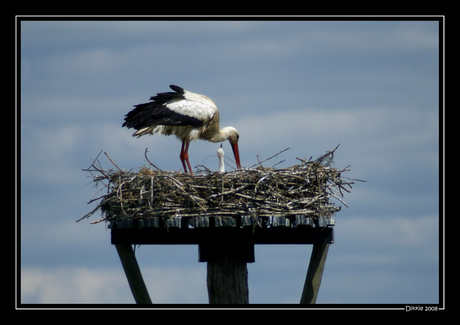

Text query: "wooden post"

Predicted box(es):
[300, 243, 330, 304]
[115, 244, 152, 304]
[199, 230, 252, 304]
[205, 241, 249, 304]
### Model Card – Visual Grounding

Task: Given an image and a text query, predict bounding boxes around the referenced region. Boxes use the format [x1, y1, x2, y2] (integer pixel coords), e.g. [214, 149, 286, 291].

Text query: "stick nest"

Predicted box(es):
[79, 146, 356, 225]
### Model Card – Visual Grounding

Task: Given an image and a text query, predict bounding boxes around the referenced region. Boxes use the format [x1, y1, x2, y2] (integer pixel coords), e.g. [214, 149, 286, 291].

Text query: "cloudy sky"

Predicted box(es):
[19, 18, 441, 307]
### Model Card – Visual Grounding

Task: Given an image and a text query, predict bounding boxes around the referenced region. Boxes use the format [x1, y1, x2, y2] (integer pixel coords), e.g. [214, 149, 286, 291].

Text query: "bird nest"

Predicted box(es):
[79, 146, 356, 226]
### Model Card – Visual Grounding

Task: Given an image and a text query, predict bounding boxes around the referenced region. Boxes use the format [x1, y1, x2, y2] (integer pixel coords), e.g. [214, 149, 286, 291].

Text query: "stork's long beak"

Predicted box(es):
[231, 142, 241, 170]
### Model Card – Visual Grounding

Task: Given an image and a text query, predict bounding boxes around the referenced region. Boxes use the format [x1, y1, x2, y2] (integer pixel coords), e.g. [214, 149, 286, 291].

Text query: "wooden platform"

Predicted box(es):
[110, 215, 334, 246]
[110, 214, 335, 303]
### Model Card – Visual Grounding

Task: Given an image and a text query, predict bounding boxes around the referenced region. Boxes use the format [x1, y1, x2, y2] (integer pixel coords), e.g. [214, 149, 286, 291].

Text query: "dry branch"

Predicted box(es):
[80, 147, 357, 226]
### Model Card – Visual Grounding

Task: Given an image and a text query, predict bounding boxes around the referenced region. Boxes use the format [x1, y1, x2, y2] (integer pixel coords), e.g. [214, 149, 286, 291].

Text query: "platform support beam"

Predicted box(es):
[115, 244, 152, 304]
[300, 243, 330, 304]
[199, 232, 253, 304]
[205, 242, 249, 304]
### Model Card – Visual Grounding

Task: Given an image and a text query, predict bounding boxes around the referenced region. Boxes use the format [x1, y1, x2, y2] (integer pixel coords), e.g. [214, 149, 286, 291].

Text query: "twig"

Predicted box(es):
[209, 184, 250, 198]
[272, 159, 286, 168]
[76, 204, 102, 222]
[249, 147, 292, 169]
[331, 194, 349, 208]
[144, 148, 162, 171]
[90, 218, 106, 224]
[104, 152, 123, 172]
[196, 164, 213, 174]
[83, 150, 103, 171]
[295, 157, 310, 164]
[82, 150, 110, 177]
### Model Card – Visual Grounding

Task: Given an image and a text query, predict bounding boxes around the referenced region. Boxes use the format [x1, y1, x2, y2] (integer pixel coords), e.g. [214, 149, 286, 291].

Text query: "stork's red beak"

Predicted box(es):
[231, 142, 241, 170]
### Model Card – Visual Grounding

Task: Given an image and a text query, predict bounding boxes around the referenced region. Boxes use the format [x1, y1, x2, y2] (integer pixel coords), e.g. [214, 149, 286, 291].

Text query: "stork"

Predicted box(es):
[217, 144, 225, 173]
[122, 85, 241, 175]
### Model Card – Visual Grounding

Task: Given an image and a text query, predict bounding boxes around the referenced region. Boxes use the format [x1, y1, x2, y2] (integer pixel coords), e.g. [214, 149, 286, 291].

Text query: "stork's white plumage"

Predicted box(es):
[217, 144, 225, 173]
[123, 85, 241, 175]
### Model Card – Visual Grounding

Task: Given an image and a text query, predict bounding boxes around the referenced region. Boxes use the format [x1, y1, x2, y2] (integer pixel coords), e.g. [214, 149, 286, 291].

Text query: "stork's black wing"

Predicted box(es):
[122, 85, 203, 130]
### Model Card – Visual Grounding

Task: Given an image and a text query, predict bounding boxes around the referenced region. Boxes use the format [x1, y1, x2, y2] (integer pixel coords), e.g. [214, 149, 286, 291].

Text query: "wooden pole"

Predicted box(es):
[200, 232, 251, 304]
[115, 244, 152, 304]
[300, 243, 330, 304]
[206, 243, 249, 304]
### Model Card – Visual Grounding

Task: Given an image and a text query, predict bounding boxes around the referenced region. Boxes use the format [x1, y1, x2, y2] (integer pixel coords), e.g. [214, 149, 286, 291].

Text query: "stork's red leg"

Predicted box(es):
[184, 141, 193, 175]
[180, 140, 193, 175]
[180, 141, 188, 173]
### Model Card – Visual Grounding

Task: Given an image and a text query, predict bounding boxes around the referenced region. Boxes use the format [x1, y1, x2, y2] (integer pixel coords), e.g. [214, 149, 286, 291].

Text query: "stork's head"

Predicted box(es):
[221, 126, 241, 170]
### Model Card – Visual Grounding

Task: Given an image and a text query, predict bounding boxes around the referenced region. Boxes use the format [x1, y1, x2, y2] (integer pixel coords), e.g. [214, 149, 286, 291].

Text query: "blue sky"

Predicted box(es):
[19, 18, 441, 306]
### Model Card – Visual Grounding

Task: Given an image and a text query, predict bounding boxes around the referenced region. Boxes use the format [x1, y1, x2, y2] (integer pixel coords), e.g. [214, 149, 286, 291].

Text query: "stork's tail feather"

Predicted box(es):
[123, 85, 186, 130]
[122, 102, 151, 129]
[132, 126, 159, 137]
[169, 85, 184, 93]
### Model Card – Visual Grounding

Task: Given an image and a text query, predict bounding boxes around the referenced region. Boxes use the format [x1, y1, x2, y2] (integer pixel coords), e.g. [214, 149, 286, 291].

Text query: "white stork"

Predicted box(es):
[123, 85, 241, 175]
[217, 144, 225, 173]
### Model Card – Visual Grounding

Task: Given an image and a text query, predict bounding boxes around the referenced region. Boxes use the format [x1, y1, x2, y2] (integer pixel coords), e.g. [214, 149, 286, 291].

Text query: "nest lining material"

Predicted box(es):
[79, 147, 354, 225]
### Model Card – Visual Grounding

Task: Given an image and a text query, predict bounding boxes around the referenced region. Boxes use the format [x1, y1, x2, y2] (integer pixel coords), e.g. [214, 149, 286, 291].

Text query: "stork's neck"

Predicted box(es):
[204, 126, 236, 143]
[219, 157, 225, 173]
[218, 147, 225, 173]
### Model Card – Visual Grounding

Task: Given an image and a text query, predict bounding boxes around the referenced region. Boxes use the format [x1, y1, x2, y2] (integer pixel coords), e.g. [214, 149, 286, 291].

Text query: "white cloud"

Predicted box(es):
[234, 104, 438, 172]
[43, 48, 126, 78]
[331, 253, 399, 266]
[319, 214, 439, 304]
[337, 214, 439, 250]
[21, 266, 131, 303]
[21, 124, 85, 186]
[343, 185, 439, 216]
[21, 121, 151, 187]
[320, 268, 439, 304]
[21, 265, 207, 304]
[22, 95, 134, 124]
